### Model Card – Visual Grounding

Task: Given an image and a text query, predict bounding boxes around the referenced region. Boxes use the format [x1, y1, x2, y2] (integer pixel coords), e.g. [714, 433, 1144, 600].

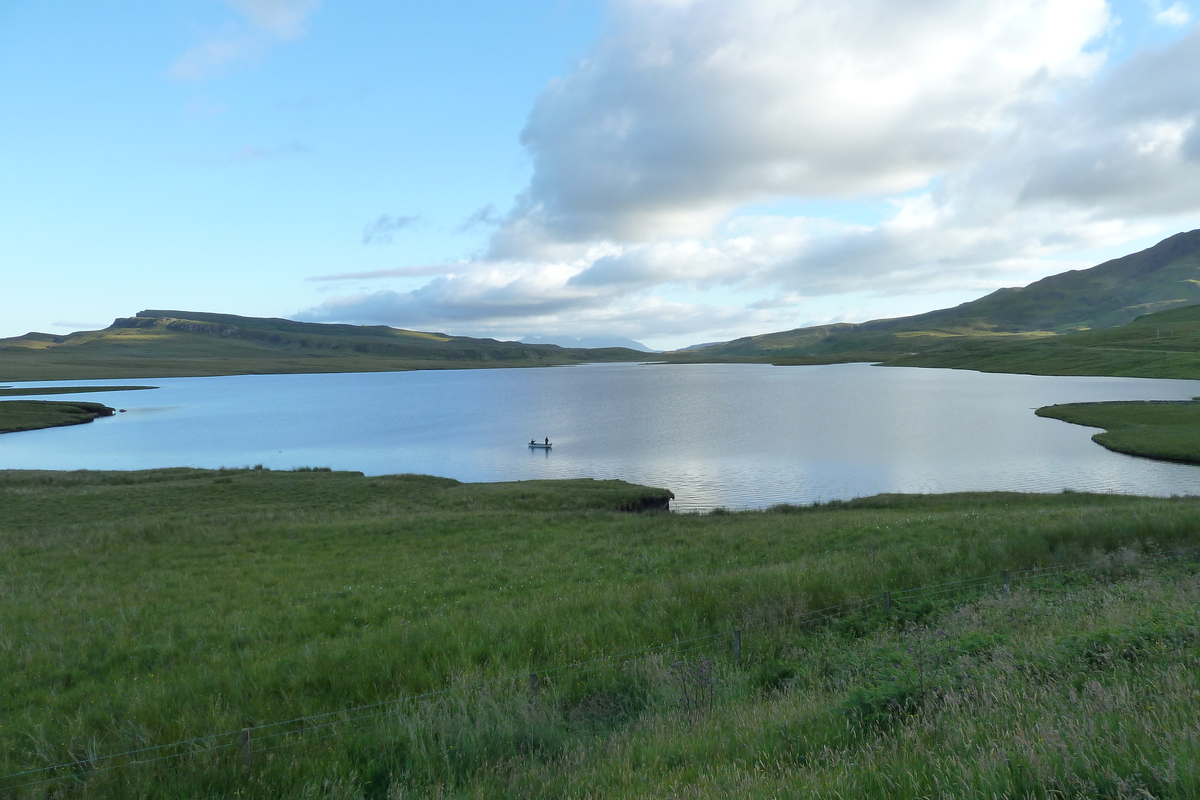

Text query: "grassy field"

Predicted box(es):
[0, 400, 115, 434]
[3, 468, 1200, 797]
[1037, 400, 1200, 464]
[885, 303, 1200, 379]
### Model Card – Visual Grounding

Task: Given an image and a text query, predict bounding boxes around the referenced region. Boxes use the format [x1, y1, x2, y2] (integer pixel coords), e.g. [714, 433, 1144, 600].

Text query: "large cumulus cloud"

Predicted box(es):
[307, 0, 1200, 345]
[502, 0, 1109, 246]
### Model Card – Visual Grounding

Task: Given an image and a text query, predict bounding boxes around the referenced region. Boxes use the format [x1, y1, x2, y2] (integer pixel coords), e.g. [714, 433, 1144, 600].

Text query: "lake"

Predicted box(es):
[2, 362, 1199, 510]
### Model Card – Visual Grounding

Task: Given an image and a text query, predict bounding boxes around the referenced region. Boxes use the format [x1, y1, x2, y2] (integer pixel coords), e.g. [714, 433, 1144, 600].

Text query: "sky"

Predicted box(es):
[2, 1, 1200, 350]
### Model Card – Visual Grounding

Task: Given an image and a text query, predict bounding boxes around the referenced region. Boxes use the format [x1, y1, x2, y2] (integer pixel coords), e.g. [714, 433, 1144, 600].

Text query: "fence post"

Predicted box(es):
[240, 728, 251, 773]
[883, 591, 891, 612]
[733, 629, 742, 661]
[529, 672, 539, 696]
[1002, 570, 1011, 595]
[1192, 547, 1199, 563]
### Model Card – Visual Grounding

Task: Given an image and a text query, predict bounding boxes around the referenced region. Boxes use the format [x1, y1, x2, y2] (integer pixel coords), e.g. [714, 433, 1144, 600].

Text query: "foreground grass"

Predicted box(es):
[1037, 400, 1200, 464]
[467, 559, 1200, 799]
[0, 400, 115, 434]
[3, 469, 1200, 797]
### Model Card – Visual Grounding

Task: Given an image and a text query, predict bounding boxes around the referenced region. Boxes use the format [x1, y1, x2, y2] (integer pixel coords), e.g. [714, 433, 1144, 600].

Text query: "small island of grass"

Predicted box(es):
[1036, 399, 1200, 464]
[0, 399, 117, 434]
[0, 384, 156, 397]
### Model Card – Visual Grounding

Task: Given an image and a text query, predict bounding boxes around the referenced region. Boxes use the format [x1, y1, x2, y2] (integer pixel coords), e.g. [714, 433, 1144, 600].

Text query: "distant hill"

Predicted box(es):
[677, 341, 727, 352]
[0, 310, 646, 381]
[521, 334, 656, 352]
[682, 230, 1200, 360]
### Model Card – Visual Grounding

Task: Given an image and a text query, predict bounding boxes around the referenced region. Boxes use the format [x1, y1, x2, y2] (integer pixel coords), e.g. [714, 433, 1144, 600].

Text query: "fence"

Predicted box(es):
[4, 545, 1198, 792]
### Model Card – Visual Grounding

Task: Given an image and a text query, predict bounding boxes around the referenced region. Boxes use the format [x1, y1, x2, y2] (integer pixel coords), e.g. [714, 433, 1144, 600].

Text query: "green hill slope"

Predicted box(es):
[682, 229, 1200, 362]
[0, 310, 645, 381]
[887, 302, 1200, 378]
[877, 228, 1200, 334]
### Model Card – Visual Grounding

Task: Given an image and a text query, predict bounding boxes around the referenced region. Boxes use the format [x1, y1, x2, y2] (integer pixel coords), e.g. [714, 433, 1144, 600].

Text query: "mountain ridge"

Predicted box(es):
[682, 229, 1200, 358]
[0, 310, 647, 381]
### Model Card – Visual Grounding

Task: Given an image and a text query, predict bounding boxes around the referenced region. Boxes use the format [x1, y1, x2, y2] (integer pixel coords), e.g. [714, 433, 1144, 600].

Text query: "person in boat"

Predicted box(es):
[544, 437, 549, 445]
[530, 439, 536, 445]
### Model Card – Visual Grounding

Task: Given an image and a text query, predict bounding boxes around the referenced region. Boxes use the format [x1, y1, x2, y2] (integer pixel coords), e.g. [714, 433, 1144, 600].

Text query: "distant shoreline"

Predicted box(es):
[0, 385, 156, 397]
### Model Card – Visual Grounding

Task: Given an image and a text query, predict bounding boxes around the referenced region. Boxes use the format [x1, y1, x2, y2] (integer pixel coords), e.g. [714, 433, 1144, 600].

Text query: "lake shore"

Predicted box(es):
[1036, 399, 1200, 465]
[0, 399, 116, 434]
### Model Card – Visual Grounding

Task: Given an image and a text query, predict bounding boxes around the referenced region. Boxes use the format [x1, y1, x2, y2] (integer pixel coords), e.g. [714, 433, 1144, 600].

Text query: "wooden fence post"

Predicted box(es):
[1003, 570, 1011, 595]
[240, 728, 251, 773]
[529, 672, 539, 696]
[733, 629, 742, 661]
[883, 591, 891, 612]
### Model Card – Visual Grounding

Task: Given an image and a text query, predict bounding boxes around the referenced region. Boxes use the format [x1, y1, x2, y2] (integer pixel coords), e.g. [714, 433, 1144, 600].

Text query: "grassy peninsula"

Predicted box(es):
[4, 468, 1200, 797]
[0, 400, 115, 434]
[1036, 400, 1200, 464]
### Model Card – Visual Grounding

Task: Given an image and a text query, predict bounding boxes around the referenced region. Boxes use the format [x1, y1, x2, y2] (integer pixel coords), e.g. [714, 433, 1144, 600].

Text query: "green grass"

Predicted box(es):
[0, 385, 155, 397]
[0, 400, 115, 434]
[3, 469, 1200, 796]
[480, 559, 1200, 798]
[1037, 400, 1200, 464]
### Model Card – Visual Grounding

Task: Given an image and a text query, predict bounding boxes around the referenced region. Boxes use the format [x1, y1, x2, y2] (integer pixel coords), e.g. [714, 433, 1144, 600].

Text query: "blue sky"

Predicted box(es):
[3, 1, 1200, 349]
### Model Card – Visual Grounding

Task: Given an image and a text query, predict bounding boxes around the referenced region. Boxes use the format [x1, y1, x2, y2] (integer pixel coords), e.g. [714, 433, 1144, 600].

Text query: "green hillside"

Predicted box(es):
[875, 228, 1200, 334]
[888, 302, 1200, 378]
[0, 310, 645, 381]
[679, 229, 1200, 366]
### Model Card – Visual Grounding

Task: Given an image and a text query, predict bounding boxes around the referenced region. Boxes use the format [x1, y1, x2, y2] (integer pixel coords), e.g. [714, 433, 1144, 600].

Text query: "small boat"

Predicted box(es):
[528, 441, 552, 449]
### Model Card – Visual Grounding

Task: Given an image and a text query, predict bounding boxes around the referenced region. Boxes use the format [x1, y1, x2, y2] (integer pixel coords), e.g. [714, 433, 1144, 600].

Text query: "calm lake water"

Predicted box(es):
[3, 362, 1200, 510]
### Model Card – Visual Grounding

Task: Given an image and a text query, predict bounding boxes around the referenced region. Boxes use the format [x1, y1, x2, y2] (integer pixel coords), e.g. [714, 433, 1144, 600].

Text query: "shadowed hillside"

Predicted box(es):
[680, 230, 1200, 362]
[0, 310, 646, 381]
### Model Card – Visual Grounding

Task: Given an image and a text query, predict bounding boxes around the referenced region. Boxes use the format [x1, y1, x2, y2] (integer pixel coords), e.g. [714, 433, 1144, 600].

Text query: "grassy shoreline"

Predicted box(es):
[0, 385, 155, 397]
[0, 399, 116, 434]
[1036, 400, 1200, 464]
[3, 468, 1200, 797]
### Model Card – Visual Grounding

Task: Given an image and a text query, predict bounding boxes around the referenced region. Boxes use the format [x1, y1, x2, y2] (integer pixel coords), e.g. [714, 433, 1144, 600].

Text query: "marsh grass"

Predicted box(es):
[3, 469, 1200, 797]
[1038, 399, 1200, 464]
[0, 400, 114, 434]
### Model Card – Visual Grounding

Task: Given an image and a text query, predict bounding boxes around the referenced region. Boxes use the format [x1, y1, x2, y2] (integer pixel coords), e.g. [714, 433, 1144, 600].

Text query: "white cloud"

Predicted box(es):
[228, 0, 320, 40]
[309, 0, 1200, 346]
[300, 272, 788, 343]
[1153, 1, 1192, 26]
[171, 0, 321, 80]
[503, 0, 1110, 247]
